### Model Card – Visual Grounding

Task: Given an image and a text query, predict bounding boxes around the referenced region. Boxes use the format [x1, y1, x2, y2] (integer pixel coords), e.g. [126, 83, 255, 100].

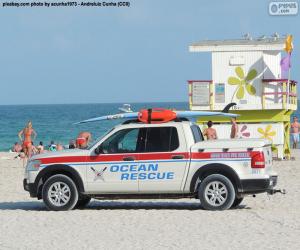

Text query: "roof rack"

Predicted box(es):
[122, 119, 140, 124]
[122, 118, 190, 125]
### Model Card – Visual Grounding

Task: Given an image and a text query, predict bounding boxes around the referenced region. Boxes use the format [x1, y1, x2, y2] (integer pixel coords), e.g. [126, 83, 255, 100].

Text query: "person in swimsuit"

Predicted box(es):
[18, 121, 37, 159]
[230, 117, 239, 139]
[48, 141, 57, 151]
[36, 141, 44, 154]
[56, 143, 64, 151]
[291, 116, 300, 149]
[203, 121, 218, 140]
[12, 142, 22, 153]
[69, 140, 76, 149]
[31, 141, 38, 155]
[76, 131, 92, 149]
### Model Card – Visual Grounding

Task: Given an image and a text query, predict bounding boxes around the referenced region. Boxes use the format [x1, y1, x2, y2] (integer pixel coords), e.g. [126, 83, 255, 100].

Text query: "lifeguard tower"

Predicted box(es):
[188, 34, 297, 159]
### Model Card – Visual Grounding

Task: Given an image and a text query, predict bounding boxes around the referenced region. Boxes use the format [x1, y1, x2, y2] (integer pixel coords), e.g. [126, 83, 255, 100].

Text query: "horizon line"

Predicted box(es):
[0, 100, 189, 106]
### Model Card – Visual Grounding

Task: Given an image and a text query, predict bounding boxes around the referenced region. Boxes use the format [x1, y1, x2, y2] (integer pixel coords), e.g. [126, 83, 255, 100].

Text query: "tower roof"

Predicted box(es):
[189, 36, 286, 52]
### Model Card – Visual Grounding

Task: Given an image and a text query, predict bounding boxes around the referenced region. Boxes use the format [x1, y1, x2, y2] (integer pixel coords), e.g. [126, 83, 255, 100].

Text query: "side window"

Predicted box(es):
[101, 128, 139, 154]
[144, 127, 179, 152]
[191, 125, 203, 143]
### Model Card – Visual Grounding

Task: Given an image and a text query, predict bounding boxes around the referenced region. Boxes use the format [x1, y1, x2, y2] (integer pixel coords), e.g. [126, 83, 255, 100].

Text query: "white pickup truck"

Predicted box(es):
[24, 120, 279, 211]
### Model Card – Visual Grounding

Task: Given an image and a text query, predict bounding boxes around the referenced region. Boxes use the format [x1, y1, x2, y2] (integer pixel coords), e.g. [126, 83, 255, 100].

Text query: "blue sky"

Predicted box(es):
[0, 0, 299, 104]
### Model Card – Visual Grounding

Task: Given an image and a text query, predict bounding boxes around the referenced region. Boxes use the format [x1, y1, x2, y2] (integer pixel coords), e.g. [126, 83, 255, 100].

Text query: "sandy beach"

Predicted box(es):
[0, 151, 299, 250]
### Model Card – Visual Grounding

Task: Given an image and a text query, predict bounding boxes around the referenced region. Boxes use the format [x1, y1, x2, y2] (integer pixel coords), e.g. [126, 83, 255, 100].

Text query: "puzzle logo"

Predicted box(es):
[91, 167, 107, 181]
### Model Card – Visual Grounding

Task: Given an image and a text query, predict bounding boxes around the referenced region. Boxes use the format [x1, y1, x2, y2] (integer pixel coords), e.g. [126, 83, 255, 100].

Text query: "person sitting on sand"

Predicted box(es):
[76, 131, 92, 149]
[48, 141, 57, 151]
[291, 116, 300, 149]
[31, 142, 38, 155]
[18, 121, 37, 158]
[56, 143, 64, 151]
[69, 140, 76, 149]
[203, 121, 218, 140]
[12, 142, 22, 153]
[36, 141, 44, 154]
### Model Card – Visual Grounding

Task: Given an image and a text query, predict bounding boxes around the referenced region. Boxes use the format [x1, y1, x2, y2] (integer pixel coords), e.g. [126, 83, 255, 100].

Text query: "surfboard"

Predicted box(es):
[175, 111, 238, 118]
[75, 112, 139, 124]
[75, 109, 238, 124]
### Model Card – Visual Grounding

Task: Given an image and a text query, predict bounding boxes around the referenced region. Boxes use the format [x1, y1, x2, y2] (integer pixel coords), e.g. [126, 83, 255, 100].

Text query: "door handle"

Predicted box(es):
[123, 156, 136, 161]
[171, 155, 184, 159]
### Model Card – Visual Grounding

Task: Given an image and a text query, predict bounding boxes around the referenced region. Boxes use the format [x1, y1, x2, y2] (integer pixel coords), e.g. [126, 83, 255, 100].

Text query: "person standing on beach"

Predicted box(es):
[230, 117, 239, 139]
[291, 116, 300, 149]
[203, 121, 218, 140]
[18, 121, 37, 158]
[76, 131, 92, 148]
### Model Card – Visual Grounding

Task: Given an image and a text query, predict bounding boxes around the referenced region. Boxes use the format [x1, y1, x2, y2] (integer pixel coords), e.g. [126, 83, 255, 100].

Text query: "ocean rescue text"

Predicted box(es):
[110, 163, 174, 180]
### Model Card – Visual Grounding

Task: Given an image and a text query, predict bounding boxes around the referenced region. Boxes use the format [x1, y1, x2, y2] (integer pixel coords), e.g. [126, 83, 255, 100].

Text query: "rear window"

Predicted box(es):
[143, 127, 179, 152]
[191, 125, 203, 143]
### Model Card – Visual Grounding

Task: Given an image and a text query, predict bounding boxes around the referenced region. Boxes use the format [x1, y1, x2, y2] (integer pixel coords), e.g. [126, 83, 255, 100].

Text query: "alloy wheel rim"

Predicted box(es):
[204, 181, 228, 207]
[48, 182, 71, 207]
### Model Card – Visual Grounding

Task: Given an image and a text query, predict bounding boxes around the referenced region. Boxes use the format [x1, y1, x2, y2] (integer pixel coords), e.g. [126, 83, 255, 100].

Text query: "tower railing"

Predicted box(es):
[188, 79, 297, 111]
[262, 79, 297, 110]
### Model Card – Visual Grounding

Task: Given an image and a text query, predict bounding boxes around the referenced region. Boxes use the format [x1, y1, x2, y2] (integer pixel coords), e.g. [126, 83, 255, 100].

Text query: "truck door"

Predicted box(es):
[138, 126, 189, 192]
[86, 128, 142, 193]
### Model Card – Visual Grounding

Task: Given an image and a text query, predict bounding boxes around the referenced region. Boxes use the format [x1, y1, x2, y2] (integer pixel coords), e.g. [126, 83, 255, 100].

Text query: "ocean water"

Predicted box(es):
[1, 101, 299, 151]
[0, 102, 188, 151]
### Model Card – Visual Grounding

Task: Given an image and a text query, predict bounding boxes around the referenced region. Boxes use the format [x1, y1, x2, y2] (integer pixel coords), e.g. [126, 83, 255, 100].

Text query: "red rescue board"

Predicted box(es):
[138, 108, 177, 123]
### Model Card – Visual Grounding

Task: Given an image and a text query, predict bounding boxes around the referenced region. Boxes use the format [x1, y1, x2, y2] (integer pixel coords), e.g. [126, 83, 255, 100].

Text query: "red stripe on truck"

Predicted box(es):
[38, 152, 190, 165]
[38, 151, 264, 166]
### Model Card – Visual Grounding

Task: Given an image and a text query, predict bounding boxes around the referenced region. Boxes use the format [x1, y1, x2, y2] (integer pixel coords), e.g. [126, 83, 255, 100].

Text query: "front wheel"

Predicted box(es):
[42, 174, 79, 211]
[198, 174, 235, 211]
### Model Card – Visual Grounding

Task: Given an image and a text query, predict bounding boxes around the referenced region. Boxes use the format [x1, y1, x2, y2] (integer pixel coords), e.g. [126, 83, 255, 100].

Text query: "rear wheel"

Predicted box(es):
[42, 174, 79, 211]
[198, 174, 235, 211]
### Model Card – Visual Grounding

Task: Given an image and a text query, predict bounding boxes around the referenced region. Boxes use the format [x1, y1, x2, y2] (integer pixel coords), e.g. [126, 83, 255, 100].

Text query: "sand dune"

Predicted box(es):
[0, 151, 299, 250]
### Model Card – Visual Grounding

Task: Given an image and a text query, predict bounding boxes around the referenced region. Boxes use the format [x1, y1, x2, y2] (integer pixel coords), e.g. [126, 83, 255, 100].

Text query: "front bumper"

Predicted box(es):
[23, 178, 37, 197]
[240, 175, 278, 194]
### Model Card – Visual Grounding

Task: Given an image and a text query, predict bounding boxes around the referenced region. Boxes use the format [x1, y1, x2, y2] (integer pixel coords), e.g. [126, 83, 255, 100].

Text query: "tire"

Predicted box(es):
[42, 174, 79, 211]
[198, 174, 235, 211]
[75, 196, 91, 209]
[231, 197, 244, 209]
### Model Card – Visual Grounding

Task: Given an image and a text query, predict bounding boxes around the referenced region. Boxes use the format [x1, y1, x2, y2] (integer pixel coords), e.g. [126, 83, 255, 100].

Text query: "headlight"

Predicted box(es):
[26, 160, 41, 171]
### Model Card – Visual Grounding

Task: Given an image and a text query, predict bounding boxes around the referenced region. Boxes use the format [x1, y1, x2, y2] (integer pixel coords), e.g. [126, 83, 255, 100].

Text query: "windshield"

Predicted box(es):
[87, 127, 115, 150]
